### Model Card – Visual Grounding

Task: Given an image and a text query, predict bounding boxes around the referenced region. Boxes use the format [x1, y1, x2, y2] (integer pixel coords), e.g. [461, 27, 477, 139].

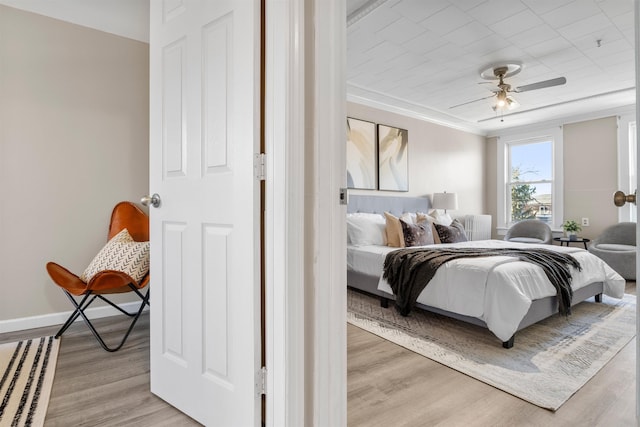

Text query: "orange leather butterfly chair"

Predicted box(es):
[46, 202, 150, 352]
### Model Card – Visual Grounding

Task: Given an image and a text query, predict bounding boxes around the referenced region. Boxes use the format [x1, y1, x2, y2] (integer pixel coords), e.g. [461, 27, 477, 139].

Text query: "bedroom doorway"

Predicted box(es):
[342, 1, 640, 425]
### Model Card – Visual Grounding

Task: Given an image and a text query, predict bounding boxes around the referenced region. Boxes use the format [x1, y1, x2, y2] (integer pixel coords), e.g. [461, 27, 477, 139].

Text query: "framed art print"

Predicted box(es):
[377, 124, 408, 191]
[346, 117, 377, 190]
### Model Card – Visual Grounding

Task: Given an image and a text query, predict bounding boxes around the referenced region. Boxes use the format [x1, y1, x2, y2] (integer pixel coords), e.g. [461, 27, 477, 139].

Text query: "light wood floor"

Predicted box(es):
[348, 281, 637, 427]
[1, 283, 636, 426]
[0, 315, 201, 427]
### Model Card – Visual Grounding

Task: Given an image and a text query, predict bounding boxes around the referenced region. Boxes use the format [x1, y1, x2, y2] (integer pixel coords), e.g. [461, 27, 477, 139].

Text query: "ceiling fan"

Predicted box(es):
[450, 63, 567, 112]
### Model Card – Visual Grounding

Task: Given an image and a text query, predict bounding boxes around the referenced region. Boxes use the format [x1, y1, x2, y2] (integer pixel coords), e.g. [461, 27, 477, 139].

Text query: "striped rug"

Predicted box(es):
[0, 337, 60, 427]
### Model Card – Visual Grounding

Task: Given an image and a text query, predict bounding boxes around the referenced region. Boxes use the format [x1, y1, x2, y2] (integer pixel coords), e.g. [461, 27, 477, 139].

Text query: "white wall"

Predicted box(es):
[0, 6, 149, 324]
[347, 102, 487, 216]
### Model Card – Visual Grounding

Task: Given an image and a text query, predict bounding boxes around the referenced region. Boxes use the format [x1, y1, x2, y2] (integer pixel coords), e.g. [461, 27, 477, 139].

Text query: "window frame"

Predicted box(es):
[496, 127, 564, 233]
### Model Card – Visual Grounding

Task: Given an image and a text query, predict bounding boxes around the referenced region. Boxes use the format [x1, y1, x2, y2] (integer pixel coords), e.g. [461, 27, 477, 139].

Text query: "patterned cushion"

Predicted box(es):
[434, 219, 469, 243]
[80, 228, 150, 284]
[417, 212, 440, 244]
[400, 218, 434, 247]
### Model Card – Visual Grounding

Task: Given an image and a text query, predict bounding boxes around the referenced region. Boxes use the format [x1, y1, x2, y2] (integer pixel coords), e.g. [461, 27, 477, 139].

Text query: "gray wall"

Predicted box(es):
[347, 102, 487, 216]
[0, 6, 149, 322]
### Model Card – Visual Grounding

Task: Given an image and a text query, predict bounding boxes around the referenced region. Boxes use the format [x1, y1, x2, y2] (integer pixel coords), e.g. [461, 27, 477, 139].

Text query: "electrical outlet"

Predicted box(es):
[581, 217, 589, 226]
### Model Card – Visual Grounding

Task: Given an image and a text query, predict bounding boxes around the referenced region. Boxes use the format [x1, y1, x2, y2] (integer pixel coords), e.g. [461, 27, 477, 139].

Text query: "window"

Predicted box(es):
[497, 127, 563, 231]
[508, 140, 553, 223]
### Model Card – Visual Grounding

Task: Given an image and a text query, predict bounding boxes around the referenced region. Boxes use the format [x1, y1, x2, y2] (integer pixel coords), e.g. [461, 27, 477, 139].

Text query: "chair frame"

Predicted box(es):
[55, 285, 150, 352]
[47, 201, 150, 352]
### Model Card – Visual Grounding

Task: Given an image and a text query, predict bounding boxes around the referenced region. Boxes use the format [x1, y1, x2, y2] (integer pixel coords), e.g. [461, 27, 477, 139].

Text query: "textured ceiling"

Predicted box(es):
[347, 0, 636, 134]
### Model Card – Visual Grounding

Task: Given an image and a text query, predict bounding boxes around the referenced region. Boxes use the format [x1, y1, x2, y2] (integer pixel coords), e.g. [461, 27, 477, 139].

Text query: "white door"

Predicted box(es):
[148, 1, 261, 425]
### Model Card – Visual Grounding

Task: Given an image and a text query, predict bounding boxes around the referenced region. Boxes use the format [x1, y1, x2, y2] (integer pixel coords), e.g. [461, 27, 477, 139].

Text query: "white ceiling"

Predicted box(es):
[347, 0, 636, 135]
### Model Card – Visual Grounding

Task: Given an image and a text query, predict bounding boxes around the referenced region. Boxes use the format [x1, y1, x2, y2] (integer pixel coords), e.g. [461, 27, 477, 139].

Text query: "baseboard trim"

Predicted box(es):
[0, 302, 148, 334]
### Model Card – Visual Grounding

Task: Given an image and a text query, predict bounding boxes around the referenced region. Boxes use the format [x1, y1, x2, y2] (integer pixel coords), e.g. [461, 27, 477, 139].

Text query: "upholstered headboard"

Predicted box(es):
[347, 195, 431, 217]
[347, 194, 492, 241]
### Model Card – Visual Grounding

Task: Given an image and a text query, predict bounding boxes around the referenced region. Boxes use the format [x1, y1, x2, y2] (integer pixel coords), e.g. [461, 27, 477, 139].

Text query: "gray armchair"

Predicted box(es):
[588, 222, 636, 280]
[504, 219, 552, 244]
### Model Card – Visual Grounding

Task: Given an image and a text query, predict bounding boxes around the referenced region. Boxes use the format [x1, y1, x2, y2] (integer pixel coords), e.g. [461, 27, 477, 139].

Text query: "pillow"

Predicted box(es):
[346, 214, 386, 246]
[429, 209, 453, 226]
[434, 219, 468, 244]
[417, 212, 441, 244]
[346, 212, 385, 220]
[384, 212, 413, 248]
[80, 228, 150, 284]
[400, 218, 434, 247]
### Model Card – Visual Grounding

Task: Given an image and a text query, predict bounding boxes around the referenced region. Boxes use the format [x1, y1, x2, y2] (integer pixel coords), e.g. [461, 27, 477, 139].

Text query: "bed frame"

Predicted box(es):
[347, 195, 604, 348]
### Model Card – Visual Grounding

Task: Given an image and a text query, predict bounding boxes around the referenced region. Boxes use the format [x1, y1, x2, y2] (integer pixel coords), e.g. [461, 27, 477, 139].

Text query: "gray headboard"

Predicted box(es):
[347, 195, 431, 217]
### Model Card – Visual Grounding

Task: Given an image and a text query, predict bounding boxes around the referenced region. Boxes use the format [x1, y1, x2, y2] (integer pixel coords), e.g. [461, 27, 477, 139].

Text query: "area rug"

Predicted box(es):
[347, 289, 636, 411]
[0, 336, 60, 427]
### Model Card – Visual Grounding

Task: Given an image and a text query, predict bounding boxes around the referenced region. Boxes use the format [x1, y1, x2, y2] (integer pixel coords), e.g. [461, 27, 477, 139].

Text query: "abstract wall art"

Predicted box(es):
[377, 124, 408, 191]
[346, 117, 377, 190]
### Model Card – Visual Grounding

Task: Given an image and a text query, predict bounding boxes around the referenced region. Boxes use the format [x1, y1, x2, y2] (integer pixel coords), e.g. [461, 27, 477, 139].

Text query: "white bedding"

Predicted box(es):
[347, 239, 625, 341]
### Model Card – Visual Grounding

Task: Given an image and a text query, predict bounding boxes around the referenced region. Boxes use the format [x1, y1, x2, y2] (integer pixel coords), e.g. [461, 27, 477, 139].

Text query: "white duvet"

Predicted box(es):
[347, 240, 626, 341]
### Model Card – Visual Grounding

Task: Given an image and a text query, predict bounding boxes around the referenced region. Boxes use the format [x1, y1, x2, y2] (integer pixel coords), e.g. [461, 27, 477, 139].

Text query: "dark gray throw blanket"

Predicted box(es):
[383, 247, 582, 317]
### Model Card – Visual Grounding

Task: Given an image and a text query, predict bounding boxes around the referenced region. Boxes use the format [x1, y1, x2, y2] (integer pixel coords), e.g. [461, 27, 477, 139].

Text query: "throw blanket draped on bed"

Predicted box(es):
[383, 247, 582, 316]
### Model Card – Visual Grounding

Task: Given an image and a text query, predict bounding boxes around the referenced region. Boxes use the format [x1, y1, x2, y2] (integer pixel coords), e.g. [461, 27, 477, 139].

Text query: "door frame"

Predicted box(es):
[634, 0, 639, 421]
[265, 0, 346, 425]
[268, 0, 640, 425]
[263, 0, 305, 425]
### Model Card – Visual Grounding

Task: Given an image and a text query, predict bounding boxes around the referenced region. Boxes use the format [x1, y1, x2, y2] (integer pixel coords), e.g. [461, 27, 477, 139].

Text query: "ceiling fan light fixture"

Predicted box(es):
[496, 91, 507, 107]
[493, 91, 518, 112]
[451, 62, 565, 113]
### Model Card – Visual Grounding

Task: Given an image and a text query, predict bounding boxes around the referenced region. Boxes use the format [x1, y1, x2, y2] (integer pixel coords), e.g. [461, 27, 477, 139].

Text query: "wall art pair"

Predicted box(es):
[346, 117, 408, 191]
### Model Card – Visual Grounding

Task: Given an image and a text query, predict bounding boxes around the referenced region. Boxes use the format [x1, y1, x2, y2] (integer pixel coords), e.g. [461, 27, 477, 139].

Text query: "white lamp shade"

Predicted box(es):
[432, 192, 458, 211]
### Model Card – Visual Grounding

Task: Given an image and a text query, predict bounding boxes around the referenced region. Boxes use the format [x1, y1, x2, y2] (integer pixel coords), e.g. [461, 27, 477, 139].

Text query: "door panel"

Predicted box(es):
[149, 0, 260, 425]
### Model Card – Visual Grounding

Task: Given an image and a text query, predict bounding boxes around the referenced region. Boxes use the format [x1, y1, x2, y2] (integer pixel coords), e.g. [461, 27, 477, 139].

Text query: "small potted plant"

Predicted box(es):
[562, 220, 582, 240]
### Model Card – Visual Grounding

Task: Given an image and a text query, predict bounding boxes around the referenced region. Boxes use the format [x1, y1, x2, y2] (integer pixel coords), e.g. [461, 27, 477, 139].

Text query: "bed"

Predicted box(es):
[346, 195, 626, 348]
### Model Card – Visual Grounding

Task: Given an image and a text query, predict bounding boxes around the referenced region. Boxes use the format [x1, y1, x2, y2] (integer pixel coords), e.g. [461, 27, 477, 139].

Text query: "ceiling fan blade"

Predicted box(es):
[515, 77, 566, 92]
[449, 94, 495, 109]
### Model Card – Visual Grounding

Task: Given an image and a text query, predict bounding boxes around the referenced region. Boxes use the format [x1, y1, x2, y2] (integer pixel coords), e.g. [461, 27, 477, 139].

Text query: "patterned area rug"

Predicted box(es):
[347, 289, 636, 411]
[0, 336, 60, 427]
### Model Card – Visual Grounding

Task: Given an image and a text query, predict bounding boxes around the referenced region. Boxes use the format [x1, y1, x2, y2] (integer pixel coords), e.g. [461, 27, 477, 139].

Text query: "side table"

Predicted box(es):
[553, 237, 590, 250]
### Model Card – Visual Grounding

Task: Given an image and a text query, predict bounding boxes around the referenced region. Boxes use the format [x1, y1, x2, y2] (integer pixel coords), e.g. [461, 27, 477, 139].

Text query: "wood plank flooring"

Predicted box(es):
[348, 281, 637, 427]
[0, 315, 201, 427]
[0, 282, 636, 426]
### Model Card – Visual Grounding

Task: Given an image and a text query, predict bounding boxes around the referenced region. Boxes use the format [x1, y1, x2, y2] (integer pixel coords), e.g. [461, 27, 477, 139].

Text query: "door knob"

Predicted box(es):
[613, 190, 636, 207]
[141, 193, 161, 208]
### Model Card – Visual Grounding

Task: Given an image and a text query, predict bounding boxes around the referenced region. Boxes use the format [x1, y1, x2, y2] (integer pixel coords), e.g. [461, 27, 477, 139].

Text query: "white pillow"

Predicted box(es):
[80, 228, 150, 284]
[428, 209, 453, 226]
[347, 214, 386, 246]
[403, 212, 417, 224]
[347, 212, 385, 220]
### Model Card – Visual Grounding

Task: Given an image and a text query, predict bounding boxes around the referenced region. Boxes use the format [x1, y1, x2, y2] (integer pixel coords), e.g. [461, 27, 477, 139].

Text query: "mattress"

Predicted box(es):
[347, 239, 626, 341]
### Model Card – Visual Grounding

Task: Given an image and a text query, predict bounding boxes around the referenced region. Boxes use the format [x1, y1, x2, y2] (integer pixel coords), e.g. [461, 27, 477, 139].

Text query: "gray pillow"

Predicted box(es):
[434, 219, 468, 243]
[400, 219, 434, 247]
